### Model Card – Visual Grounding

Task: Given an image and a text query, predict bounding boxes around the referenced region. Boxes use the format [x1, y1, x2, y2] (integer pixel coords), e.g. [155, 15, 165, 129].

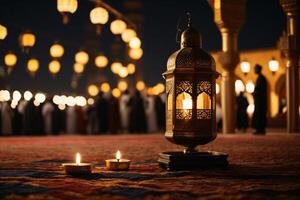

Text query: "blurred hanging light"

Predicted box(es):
[268, 57, 279, 75]
[0, 24, 8, 40]
[4, 52, 17, 73]
[127, 63, 136, 74]
[247, 104, 255, 115]
[110, 19, 127, 35]
[87, 98, 95, 105]
[35, 93, 46, 103]
[90, 7, 109, 34]
[240, 60, 250, 75]
[48, 60, 61, 75]
[118, 67, 128, 78]
[136, 80, 145, 91]
[118, 81, 128, 92]
[87, 84, 99, 96]
[57, 0, 78, 24]
[121, 28, 136, 43]
[101, 82, 110, 93]
[153, 83, 165, 94]
[0, 90, 10, 102]
[23, 91, 33, 101]
[27, 58, 39, 76]
[19, 31, 35, 53]
[129, 37, 141, 49]
[50, 43, 64, 58]
[235, 79, 245, 94]
[112, 88, 121, 98]
[12, 90, 22, 102]
[129, 48, 143, 60]
[75, 51, 89, 65]
[111, 62, 122, 74]
[246, 81, 255, 93]
[95, 54, 108, 68]
[73, 62, 84, 74]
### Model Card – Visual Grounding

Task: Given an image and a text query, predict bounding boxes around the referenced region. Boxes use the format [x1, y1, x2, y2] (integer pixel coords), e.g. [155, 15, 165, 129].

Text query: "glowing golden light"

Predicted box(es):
[118, 81, 128, 92]
[4, 52, 17, 67]
[111, 62, 122, 74]
[24, 91, 33, 101]
[19, 31, 35, 48]
[153, 83, 165, 95]
[112, 88, 121, 98]
[129, 37, 141, 49]
[87, 98, 95, 105]
[247, 104, 255, 115]
[216, 83, 220, 94]
[182, 99, 193, 109]
[246, 81, 255, 93]
[27, 58, 39, 75]
[12, 90, 21, 102]
[110, 19, 127, 35]
[240, 60, 250, 74]
[48, 60, 61, 75]
[129, 48, 143, 60]
[95, 55, 108, 68]
[0, 90, 10, 102]
[116, 150, 121, 160]
[73, 62, 84, 74]
[35, 93, 46, 103]
[127, 63, 136, 74]
[121, 28, 136, 43]
[118, 67, 128, 78]
[75, 51, 89, 65]
[0, 24, 8, 40]
[136, 81, 145, 91]
[268, 57, 279, 73]
[101, 82, 110, 93]
[90, 7, 109, 25]
[75, 152, 81, 165]
[235, 79, 245, 94]
[75, 96, 87, 106]
[57, 0, 78, 14]
[87, 84, 99, 97]
[50, 43, 64, 58]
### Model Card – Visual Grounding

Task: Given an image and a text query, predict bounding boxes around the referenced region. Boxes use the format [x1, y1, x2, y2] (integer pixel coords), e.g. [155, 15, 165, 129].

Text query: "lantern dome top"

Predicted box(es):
[165, 14, 215, 74]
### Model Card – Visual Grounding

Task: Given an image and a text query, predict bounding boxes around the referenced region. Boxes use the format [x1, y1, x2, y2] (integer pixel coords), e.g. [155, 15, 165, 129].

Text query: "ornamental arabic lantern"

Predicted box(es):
[158, 14, 228, 170]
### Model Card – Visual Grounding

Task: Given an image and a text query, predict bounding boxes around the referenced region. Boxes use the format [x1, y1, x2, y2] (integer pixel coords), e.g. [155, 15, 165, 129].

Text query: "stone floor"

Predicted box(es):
[0, 132, 300, 199]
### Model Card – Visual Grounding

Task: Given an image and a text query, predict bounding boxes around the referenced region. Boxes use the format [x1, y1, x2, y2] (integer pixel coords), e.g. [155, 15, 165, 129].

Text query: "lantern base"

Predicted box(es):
[158, 151, 228, 171]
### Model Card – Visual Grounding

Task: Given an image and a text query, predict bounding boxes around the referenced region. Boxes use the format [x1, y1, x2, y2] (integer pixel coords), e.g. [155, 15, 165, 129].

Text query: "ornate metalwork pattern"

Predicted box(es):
[166, 79, 173, 93]
[197, 81, 211, 95]
[197, 109, 211, 119]
[166, 111, 173, 131]
[176, 109, 192, 119]
[176, 81, 192, 95]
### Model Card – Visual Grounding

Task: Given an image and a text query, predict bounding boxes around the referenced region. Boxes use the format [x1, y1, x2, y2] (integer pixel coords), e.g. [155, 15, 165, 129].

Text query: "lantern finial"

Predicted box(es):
[181, 12, 201, 48]
[186, 12, 192, 27]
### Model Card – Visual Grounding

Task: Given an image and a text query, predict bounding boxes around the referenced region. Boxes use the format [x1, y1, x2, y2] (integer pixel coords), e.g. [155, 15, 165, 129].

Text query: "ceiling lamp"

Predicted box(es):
[110, 19, 127, 35]
[90, 7, 109, 34]
[73, 62, 84, 74]
[57, 0, 78, 24]
[118, 67, 128, 78]
[240, 60, 250, 75]
[4, 52, 17, 73]
[27, 58, 39, 76]
[48, 60, 61, 75]
[136, 80, 145, 91]
[112, 88, 121, 98]
[129, 37, 141, 49]
[95, 54, 108, 68]
[50, 43, 64, 58]
[129, 48, 143, 60]
[75, 51, 89, 65]
[0, 24, 7, 40]
[268, 57, 279, 75]
[101, 82, 110, 93]
[118, 81, 128, 92]
[19, 31, 35, 53]
[111, 62, 122, 74]
[235, 79, 245, 94]
[121, 28, 136, 43]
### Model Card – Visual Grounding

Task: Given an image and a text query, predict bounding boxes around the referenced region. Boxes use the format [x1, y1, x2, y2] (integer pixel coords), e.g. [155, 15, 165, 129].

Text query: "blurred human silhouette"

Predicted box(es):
[145, 94, 158, 132]
[108, 95, 121, 134]
[129, 90, 147, 133]
[119, 90, 131, 133]
[154, 94, 165, 131]
[96, 91, 108, 134]
[42, 98, 54, 135]
[252, 64, 268, 134]
[236, 92, 249, 132]
[1, 101, 12, 135]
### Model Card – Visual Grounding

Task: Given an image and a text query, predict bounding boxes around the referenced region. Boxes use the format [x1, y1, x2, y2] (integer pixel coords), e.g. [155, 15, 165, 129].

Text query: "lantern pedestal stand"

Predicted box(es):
[158, 14, 228, 171]
[158, 151, 228, 171]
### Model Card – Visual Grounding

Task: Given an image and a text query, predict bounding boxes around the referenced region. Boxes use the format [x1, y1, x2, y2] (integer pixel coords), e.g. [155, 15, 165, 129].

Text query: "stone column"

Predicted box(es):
[280, 0, 300, 133]
[209, 0, 246, 133]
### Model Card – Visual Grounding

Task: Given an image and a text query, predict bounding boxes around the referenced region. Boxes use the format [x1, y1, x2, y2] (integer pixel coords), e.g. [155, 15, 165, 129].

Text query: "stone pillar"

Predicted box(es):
[209, 0, 246, 133]
[280, 0, 300, 133]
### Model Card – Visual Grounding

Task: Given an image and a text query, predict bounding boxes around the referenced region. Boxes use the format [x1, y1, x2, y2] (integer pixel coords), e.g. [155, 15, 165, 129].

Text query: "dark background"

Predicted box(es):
[0, 0, 286, 95]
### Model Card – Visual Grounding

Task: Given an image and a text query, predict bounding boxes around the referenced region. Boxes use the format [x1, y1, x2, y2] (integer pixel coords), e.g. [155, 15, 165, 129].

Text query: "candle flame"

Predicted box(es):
[116, 150, 121, 160]
[182, 99, 192, 109]
[76, 152, 81, 165]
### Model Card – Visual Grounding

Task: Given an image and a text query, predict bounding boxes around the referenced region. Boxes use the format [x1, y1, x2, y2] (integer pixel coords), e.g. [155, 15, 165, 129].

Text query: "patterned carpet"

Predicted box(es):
[0, 133, 300, 200]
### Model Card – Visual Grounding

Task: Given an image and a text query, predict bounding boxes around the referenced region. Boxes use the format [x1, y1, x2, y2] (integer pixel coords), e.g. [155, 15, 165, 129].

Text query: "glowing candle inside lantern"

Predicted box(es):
[76, 152, 81, 165]
[182, 99, 192, 109]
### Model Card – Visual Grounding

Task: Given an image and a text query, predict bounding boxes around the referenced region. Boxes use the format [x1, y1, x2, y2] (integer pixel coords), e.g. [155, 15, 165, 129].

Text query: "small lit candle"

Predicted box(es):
[62, 153, 92, 175]
[105, 150, 131, 171]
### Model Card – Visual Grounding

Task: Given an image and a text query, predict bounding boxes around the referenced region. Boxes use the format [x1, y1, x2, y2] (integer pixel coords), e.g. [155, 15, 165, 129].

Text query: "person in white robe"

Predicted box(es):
[119, 90, 131, 133]
[66, 106, 77, 134]
[1, 102, 13, 135]
[145, 95, 158, 133]
[42, 101, 54, 135]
